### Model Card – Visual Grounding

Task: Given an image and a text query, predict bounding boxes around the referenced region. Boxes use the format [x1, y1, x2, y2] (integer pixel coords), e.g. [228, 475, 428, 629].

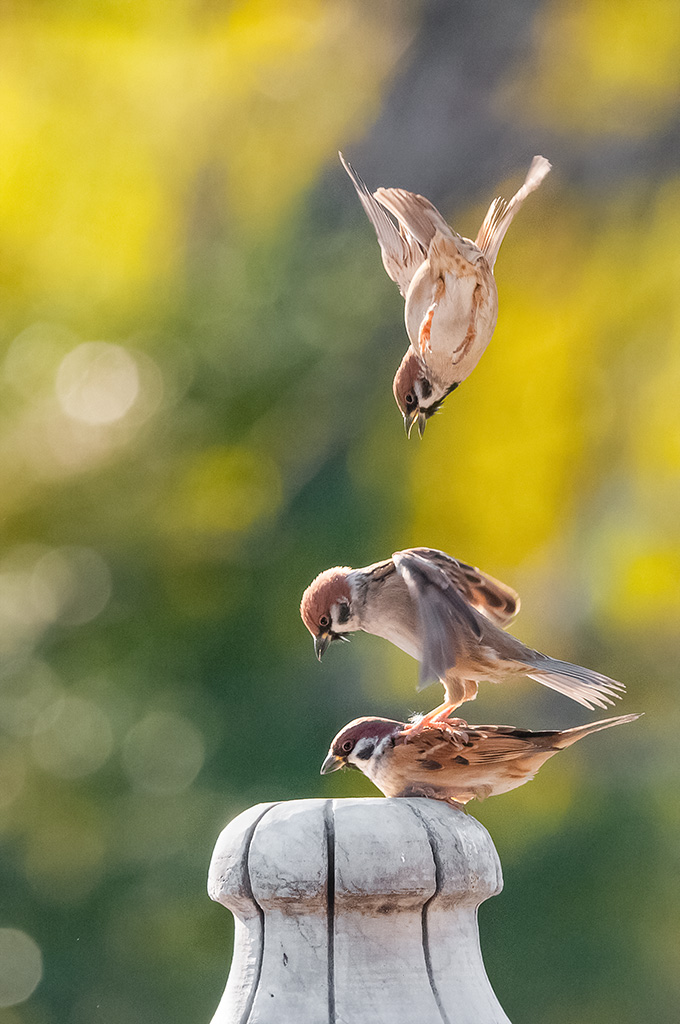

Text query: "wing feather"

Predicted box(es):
[475, 155, 551, 270]
[392, 549, 484, 686]
[393, 726, 551, 773]
[372, 187, 454, 250]
[408, 547, 520, 627]
[339, 153, 425, 297]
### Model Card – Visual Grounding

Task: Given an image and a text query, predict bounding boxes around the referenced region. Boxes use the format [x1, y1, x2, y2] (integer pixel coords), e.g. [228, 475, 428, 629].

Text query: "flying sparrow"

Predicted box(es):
[340, 152, 551, 436]
[320, 713, 641, 807]
[300, 547, 626, 729]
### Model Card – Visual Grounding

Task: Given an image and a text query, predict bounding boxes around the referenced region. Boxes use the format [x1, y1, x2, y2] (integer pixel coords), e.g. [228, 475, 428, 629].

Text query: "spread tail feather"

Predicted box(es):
[526, 657, 625, 711]
[552, 713, 642, 749]
[475, 155, 551, 270]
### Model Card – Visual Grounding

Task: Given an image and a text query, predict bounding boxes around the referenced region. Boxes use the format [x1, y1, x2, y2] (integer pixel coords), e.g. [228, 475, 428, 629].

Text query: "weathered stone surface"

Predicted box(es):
[207, 797, 510, 1024]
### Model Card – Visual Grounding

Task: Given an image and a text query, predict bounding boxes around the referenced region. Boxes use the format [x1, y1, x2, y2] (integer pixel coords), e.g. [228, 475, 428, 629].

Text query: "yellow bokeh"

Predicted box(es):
[165, 444, 282, 535]
[0, 0, 412, 323]
[411, 171, 680, 634]
[515, 0, 680, 134]
[477, 759, 575, 857]
[592, 528, 680, 627]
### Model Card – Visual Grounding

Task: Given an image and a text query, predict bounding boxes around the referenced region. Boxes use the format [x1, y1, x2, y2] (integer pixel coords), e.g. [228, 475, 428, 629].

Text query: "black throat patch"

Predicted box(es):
[422, 382, 460, 418]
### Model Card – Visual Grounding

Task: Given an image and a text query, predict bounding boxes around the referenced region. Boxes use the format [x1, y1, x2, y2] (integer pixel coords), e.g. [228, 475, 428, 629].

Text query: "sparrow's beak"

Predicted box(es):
[417, 410, 427, 438]
[314, 633, 331, 661]
[320, 752, 345, 775]
[403, 409, 418, 438]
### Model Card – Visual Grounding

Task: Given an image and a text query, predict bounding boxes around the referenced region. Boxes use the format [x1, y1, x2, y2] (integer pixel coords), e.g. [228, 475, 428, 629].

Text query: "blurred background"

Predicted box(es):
[0, 0, 679, 1021]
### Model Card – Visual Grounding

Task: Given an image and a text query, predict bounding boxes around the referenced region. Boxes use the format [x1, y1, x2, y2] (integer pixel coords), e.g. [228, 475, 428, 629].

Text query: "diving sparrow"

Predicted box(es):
[340, 152, 551, 436]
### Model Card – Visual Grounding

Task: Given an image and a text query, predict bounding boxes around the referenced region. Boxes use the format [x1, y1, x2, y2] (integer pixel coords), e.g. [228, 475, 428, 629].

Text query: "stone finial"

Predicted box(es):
[208, 797, 510, 1024]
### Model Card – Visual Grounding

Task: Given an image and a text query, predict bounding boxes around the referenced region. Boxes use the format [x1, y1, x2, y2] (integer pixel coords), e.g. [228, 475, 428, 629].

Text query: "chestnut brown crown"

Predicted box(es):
[300, 567, 352, 636]
[329, 717, 403, 759]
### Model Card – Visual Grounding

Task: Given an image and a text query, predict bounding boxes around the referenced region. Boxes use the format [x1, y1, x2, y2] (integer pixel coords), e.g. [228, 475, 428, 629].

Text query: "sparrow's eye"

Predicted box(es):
[341, 740, 354, 753]
[319, 615, 330, 629]
[405, 392, 416, 407]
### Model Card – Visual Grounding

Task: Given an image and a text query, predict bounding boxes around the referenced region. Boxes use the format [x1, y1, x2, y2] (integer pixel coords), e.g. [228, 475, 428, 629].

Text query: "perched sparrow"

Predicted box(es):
[320, 713, 641, 807]
[340, 152, 551, 436]
[300, 547, 625, 729]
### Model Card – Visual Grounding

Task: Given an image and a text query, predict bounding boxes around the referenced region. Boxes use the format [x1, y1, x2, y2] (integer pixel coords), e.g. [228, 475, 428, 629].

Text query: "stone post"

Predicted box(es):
[207, 797, 511, 1024]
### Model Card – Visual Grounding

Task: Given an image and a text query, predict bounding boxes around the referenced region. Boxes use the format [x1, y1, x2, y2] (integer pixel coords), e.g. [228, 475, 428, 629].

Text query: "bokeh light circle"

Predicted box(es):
[122, 712, 205, 794]
[31, 696, 114, 779]
[30, 547, 112, 626]
[56, 342, 139, 424]
[0, 929, 43, 1007]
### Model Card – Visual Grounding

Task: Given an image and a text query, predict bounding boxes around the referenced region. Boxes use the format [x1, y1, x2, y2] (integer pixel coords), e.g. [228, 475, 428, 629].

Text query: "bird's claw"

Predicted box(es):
[430, 721, 470, 748]
[403, 712, 470, 748]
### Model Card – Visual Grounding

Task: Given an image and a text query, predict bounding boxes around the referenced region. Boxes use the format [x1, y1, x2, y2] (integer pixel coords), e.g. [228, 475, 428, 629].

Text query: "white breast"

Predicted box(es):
[404, 257, 498, 384]
[351, 571, 422, 662]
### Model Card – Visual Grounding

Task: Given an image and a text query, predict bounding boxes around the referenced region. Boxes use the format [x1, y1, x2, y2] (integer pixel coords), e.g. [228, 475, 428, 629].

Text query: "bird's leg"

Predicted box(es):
[411, 703, 467, 730]
[418, 276, 445, 355]
[404, 701, 469, 744]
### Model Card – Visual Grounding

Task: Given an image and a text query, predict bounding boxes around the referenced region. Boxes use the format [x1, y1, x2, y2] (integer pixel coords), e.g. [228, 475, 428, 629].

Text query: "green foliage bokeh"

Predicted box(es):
[0, 1, 678, 1021]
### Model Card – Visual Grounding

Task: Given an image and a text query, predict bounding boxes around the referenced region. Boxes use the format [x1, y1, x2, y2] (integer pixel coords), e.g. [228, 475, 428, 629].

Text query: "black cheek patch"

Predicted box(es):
[337, 603, 350, 625]
[420, 379, 433, 400]
[355, 743, 375, 761]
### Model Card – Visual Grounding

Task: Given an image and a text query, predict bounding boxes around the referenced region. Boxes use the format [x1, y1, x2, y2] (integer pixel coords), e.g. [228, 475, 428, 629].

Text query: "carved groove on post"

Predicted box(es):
[237, 802, 276, 1024]
[324, 799, 336, 1024]
[415, 804, 452, 1024]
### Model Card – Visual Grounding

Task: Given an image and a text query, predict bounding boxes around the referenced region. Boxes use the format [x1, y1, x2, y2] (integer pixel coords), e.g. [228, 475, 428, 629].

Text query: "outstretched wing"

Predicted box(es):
[392, 549, 485, 687]
[475, 155, 551, 270]
[407, 547, 520, 628]
[340, 152, 425, 298]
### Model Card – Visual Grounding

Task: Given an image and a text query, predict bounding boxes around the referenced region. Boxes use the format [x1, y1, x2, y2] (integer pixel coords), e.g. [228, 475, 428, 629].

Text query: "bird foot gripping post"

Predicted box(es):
[207, 797, 511, 1024]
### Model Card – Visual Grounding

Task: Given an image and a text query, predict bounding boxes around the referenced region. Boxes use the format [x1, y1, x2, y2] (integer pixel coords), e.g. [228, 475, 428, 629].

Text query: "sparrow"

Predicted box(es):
[300, 547, 626, 730]
[340, 152, 551, 436]
[320, 713, 641, 807]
